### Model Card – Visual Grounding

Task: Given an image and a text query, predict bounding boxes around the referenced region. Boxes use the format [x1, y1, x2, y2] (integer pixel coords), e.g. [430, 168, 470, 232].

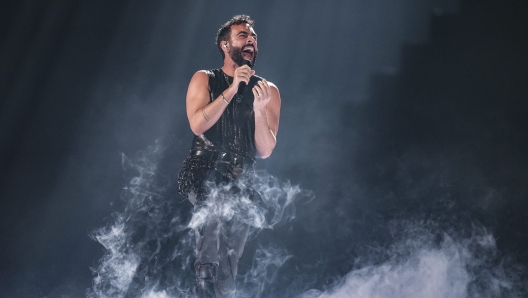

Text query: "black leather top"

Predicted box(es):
[190, 69, 261, 158]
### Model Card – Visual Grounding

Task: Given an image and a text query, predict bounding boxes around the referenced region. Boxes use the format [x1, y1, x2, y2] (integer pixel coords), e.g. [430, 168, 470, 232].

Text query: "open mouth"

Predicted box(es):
[242, 46, 254, 60]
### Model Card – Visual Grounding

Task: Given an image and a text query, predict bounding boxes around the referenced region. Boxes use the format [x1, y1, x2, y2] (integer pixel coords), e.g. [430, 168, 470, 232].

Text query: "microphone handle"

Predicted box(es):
[237, 81, 247, 96]
[236, 84, 245, 103]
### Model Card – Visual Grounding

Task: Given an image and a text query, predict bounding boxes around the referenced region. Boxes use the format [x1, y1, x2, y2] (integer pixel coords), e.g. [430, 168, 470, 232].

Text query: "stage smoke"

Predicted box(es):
[87, 139, 308, 297]
[296, 221, 526, 298]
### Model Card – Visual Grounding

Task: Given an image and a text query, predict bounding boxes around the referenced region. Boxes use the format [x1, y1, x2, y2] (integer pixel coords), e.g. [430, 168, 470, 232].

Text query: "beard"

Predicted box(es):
[229, 44, 257, 67]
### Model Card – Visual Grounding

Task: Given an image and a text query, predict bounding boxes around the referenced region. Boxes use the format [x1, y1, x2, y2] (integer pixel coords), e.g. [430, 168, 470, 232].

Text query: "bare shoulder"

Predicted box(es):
[187, 70, 211, 105]
[267, 81, 281, 104]
[187, 71, 210, 94]
[191, 70, 209, 82]
[267, 80, 279, 90]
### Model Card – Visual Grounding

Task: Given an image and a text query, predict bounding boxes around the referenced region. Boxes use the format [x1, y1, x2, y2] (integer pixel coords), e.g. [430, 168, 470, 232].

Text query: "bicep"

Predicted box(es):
[186, 71, 210, 120]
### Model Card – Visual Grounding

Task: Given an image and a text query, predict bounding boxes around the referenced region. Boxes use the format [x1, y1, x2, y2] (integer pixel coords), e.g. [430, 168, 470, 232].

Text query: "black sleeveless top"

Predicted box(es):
[178, 69, 261, 199]
[191, 69, 260, 158]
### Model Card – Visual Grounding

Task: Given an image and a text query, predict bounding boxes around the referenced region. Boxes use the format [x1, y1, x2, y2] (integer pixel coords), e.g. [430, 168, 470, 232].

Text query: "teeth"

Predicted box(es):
[243, 47, 254, 52]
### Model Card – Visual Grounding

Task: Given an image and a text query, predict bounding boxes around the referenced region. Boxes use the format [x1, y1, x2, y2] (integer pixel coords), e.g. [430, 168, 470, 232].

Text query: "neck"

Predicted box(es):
[221, 59, 240, 76]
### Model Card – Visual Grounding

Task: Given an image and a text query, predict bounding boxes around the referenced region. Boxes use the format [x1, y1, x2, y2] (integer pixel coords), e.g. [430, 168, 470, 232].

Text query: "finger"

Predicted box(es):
[240, 65, 252, 73]
[261, 79, 269, 89]
[257, 81, 269, 96]
[244, 69, 255, 81]
[260, 80, 270, 96]
[252, 85, 263, 97]
[256, 82, 265, 97]
[258, 80, 267, 89]
[236, 67, 247, 74]
[252, 88, 260, 98]
[238, 72, 250, 83]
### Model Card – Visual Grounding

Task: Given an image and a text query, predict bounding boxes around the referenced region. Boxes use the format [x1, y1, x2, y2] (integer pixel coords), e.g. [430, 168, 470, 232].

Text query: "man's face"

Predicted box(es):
[227, 23, 258, 67]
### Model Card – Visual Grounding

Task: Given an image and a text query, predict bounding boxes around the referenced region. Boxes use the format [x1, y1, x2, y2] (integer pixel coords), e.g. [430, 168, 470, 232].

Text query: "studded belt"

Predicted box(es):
[190, 150, 256, 167]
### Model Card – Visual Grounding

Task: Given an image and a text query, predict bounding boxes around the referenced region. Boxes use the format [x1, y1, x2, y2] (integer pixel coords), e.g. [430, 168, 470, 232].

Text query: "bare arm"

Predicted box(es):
[252, 79, 281, 158]
[186, 71, 232, 135]
[186, 67, 254, 135]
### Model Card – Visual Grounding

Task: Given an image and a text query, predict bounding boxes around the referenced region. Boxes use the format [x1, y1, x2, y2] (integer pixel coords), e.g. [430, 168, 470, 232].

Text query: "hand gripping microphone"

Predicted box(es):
[236, 60, 252, 102]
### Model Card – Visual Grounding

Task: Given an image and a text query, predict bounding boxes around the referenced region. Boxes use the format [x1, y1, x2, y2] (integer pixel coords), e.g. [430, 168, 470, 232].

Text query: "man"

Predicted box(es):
[178, 15, 281, 297]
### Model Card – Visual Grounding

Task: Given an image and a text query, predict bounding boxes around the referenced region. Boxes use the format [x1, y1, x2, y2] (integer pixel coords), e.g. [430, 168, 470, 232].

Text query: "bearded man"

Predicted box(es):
[177, 15, 281, 297]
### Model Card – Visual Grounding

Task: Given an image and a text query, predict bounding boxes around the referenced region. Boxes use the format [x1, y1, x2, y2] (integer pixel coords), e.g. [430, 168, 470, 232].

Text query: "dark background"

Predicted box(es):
[1, 0, 527, 297]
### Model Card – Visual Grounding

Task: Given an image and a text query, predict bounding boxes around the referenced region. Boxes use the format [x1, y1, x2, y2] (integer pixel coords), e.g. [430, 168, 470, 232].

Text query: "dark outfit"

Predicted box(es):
[178, 69, 262, 297]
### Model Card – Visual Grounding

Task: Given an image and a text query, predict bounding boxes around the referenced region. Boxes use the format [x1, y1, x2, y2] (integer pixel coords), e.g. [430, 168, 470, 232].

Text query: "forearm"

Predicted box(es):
[254, 109, 277, 158]
[189, 86, 237, 135]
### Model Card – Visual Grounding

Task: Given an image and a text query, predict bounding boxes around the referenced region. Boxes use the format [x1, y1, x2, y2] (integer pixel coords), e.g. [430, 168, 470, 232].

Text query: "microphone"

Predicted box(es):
[236, 60, 252, 102]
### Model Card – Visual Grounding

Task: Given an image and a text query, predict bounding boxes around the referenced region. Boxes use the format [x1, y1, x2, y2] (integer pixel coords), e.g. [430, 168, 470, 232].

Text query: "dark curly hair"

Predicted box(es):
[215, 15, 255, 59]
